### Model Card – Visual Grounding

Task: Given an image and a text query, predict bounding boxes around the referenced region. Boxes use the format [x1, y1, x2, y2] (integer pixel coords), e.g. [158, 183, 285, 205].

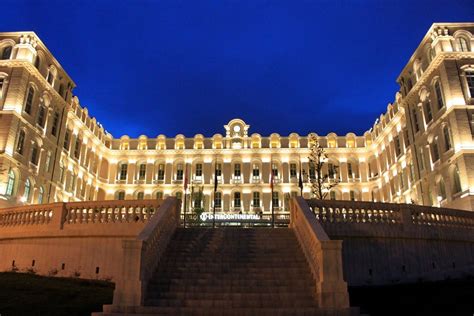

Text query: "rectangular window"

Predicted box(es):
[195, 163, 202, 177]
[157, 163, 165, 180]
[24, 88, 33, 114]
[139, 164, 146, 180]
[215, 163, 222, 177]
[214, 192, 222, 208]
[412, 107, 420, 133]
[272, 192, 279, 207]
[37, 106, 46, 128]
[403, 129, 410, 147]
[394, 136, 402, 157]
[419, 148, 425, 171]
[71, 174, 77, 193]
[252, 164, 259, 178]
[51, 112, 60, 136]
[466, 71, 474, 98]
[45, 151, 52, 172]
[234, 163, 241, 177]
[119, 164, 128, 180]
[272, 163, 278, 177]
[74, 138, 81, 159]
[328, 163, 335, 178]
[16, 131, 25, 155]
[30, 146, 38, 165]
[434, 81, 445, 109]
[252, 192, 260, 207]
[234, 192, 241, 208]
[59, 165, 65, 183]
[424, 101, 433, 124]
[176, 163, 183, 180]
[309, 164, 315, 179]
[290, 163, 297, 177]
[431, 142, 440, 162]
[63, 130, 71, 151]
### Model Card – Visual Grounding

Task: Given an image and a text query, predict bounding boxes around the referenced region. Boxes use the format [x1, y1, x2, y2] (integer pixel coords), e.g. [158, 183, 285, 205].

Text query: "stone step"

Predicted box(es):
[148, 291, 317, 301]
[95, 305, 360, 316]
[144, 298, 319, 308]
[148, 284, 315, 293]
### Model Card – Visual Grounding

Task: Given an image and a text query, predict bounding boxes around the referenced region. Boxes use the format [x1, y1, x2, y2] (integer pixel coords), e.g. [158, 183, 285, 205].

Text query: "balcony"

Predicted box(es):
[173, 179, 183, 184]
[134, 179, 146, 184]
[251, 177, 260, 184]
[232, 177, 242, 184]
[153, 179, 165, 184]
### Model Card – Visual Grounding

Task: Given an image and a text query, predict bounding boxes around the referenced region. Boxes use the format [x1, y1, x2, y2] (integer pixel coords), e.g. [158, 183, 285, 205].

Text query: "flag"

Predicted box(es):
[270, 162, 274, 193]
[184, 163, 188, 191]
[298, 159, 304, 195]
[214, 163, 218, 193]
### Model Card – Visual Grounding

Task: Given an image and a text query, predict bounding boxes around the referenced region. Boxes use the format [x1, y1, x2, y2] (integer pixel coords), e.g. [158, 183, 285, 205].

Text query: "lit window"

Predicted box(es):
[438, 179, 446, 201]
[431, 140, 440, 163]
[271, 163, 278, 177]
[394, 136, 402, 157]
[452, 166, 462, 194]
[23, 179, 31, 202]
[330, 191, 336, 200]
[252, 164, 259, 178]
[38, 187, 44, 204]
[5, 169, 15, 196]
[350, 190, 355, 201]
[176, 191, 182, 200]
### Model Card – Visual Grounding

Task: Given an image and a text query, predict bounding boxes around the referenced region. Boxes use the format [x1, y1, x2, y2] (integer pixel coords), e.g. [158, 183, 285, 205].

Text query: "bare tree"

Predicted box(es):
[307, 134, 339, 199]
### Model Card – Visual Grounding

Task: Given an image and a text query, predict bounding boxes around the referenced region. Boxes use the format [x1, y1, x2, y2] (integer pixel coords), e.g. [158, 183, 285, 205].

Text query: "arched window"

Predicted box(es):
[443, 126, 452, 151]
[23, 179, 31, 202]
[330, 191, 336, 200]
[116, 191, 125, 200]
[5, 169, 15, 196]
[1, 46, 12, 60]
[38, 187, 44, 204]
[155, 191, 163, 199]
[457, 37, 470, 52]
[431, 139, 440, 163]
[137, 192, 144, 200]
[24, 87, 34, 114]
[16, 130, 25, 155]
[452, 166, 462, 194]
[349, 190, 356, 201]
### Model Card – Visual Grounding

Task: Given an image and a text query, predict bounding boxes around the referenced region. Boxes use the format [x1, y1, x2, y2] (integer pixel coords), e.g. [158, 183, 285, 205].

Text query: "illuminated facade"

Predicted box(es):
[1, 22, 474, 212]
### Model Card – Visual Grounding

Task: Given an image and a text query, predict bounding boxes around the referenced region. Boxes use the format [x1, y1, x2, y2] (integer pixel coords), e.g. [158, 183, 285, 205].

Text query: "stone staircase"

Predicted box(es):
[95, 227, 358, 315]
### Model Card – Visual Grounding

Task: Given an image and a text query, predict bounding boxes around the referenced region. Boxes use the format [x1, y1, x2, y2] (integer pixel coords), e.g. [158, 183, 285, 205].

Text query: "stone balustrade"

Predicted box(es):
[111, 197, 181, 307]
[302, 198, 474, 286]
[64, 199, 162, 225]
[289, 197, 349, 309]
[307, 199, 474, 230]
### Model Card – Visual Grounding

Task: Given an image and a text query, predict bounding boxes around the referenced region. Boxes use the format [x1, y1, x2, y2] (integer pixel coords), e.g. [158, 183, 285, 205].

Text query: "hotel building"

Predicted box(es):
[0, 22, 474, 213]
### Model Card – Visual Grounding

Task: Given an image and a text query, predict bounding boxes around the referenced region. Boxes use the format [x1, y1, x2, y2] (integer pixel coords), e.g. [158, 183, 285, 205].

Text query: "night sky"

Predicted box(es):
[2, 0, 473, 138]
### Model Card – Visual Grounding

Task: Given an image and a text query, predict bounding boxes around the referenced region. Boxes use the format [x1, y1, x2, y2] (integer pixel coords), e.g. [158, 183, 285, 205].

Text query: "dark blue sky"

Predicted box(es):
[2, 0, 473, 138]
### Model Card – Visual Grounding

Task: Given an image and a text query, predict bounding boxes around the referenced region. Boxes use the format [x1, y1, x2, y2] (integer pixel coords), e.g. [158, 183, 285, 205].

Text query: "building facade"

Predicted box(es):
[1, 23, 474, 213]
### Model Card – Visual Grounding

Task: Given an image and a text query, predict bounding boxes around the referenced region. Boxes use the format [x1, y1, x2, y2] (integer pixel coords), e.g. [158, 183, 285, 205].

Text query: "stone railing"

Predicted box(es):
[306, 199, 474, 231]
[64, 199, 162, 225]
[111, 197, 181, 307]
[0, 203, 65, 229]
[289, 197, 349, 309]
